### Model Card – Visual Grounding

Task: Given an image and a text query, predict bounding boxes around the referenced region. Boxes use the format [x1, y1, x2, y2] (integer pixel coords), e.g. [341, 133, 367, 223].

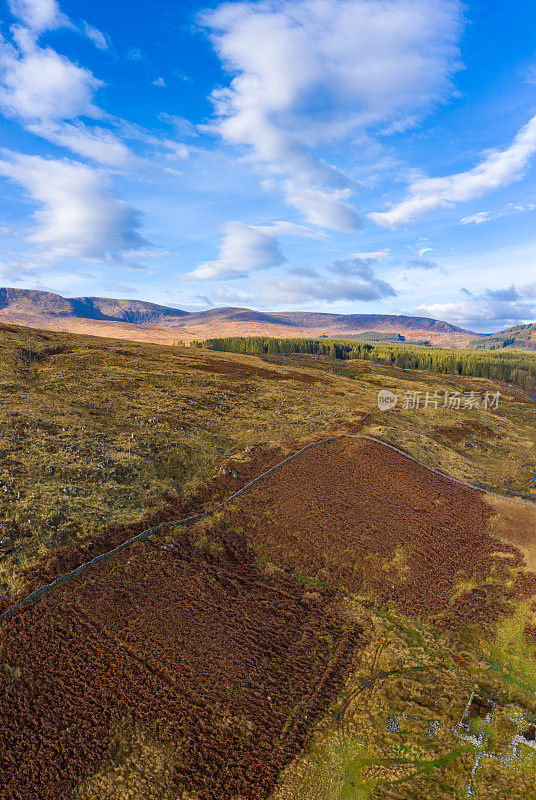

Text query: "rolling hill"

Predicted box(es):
[470, 322, 536, 351]
[0, 287, 481, 346]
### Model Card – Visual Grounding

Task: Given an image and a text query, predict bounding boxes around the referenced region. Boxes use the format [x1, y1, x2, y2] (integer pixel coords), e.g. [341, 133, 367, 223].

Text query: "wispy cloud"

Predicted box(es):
[459, 202, 536, 225]
[370, 114, 536, 228]
[82, 21, 109, 50]
[207, 250, 397, 307]
[406, 258, 440, 270]
[0, 22, 132, 168]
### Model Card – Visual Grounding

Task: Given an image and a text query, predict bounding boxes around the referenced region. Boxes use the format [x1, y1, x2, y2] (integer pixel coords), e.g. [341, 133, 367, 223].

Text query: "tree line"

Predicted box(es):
[191, 336, 536, 390]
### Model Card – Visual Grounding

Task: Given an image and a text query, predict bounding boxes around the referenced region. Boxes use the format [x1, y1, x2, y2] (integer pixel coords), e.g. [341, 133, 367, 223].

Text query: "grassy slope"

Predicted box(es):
[0, 324, 375, 598]
[2, 324, 536, 593]
[3, 324, 536, 800]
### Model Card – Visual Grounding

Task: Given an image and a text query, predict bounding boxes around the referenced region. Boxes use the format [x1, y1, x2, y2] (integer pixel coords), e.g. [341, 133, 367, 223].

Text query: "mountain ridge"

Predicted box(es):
[0, 287, 483, 346]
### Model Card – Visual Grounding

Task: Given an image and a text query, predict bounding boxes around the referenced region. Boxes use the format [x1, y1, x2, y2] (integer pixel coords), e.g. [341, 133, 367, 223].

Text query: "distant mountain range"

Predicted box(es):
[0, 287, 485, 347]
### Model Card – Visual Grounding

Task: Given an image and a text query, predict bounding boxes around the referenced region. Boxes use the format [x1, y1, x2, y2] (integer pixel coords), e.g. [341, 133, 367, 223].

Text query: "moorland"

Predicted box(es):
[1, 321, 536, 799]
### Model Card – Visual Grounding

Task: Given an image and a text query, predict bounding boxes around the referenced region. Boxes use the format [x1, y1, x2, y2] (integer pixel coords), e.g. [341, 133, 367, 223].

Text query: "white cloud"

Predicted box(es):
[459, 202, 536, 225]
[202, 0, 463, 231]
[7, 0, 69, 33]
[0, 150, 145, 260]
[187, 221, 287, 280]
[459, 211, 492, 225]
[282, 182, 361, 232]
[0, 25, 136, 166]
[82, 21, 109, 50]
[0, 33, 102, 122]
[205, 250, 397, 306]
[415, 284, 536, 330]
[370, 114, 536, 228]
[153, 77, 166, 87]
[187, 218, 326, 280]
[352, 249, 390, 259]
[27, 121, 131, 166]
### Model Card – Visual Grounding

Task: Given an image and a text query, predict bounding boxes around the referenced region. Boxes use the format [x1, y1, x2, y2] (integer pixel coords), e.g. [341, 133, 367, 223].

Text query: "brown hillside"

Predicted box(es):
[0, 288, 481, 346]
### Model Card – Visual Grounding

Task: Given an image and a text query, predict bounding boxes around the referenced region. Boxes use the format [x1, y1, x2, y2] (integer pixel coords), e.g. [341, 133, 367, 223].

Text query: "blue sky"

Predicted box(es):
[1, 0, 536, 331]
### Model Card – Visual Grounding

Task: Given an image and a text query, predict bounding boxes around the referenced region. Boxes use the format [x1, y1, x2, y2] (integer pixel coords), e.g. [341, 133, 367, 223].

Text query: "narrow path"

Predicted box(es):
[2, 427, 536, 625]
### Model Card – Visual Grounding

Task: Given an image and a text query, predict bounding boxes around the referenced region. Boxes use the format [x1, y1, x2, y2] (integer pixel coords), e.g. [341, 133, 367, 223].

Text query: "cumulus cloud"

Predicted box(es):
[0, 32, 102, 122]
[203, 0, 463, 230]
[187, 219, 323, 280]
[7, 0, 69, 33]
[0, 150, 145, 260]
[0, 37, 132, 166]
[187, 221, 287, 280]
[370, 114, 536, 228]
[415, 284, 536, 330]
[8, 0, 110, 48]
[0, 8, 134, 167]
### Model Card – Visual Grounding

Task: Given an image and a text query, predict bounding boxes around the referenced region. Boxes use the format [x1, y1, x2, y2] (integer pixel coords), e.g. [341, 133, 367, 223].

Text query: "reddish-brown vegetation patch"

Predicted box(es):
[0, 530, 360, 800]
[523, 724, 536, 741]
[432, 420, 499, 443]
[189, 357, 328, 384]
[223, 438, 533, 627]
[466, 695, 494, 720]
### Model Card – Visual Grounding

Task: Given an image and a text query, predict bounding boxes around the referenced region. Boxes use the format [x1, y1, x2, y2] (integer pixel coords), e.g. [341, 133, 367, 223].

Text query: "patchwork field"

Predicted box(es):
[1, 323, 536, 799]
